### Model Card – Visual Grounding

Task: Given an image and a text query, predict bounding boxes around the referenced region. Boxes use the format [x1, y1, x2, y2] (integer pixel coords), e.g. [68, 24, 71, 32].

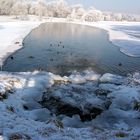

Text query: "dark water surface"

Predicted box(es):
[3, 23, 140, 75]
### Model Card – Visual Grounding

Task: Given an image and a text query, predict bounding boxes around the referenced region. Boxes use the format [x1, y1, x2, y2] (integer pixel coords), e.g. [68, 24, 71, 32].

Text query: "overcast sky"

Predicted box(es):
[65, 0, 140, 14]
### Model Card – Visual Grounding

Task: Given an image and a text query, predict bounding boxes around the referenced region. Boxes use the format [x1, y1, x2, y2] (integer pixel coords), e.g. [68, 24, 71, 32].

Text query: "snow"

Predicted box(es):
[0, 18, 42, 66]
[99, 73, 124, 84]
[69, 70, 100, 84]
[0, 70, 140, 139]
[0, 16, 140, 139]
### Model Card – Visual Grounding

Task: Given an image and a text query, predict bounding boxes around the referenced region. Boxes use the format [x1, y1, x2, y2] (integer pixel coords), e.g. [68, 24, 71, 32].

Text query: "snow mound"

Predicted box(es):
[100, 73, 124, 84]
[0, 71, 140, 139]
[69, 70, 101, 84]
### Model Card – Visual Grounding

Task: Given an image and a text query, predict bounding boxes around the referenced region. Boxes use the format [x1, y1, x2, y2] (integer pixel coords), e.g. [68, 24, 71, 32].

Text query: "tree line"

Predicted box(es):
[0, 0, 139, 22]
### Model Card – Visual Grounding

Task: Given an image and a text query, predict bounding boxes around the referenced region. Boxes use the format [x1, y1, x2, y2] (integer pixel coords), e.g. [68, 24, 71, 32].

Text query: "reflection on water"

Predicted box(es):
[3, 23, 140, 76]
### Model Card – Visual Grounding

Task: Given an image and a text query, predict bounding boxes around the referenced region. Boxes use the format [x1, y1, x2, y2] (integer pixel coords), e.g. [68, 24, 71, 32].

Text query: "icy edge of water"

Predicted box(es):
[70, 21, 140, 57]
[1, 17, 140, 70]
[91, 22, 140, 57]
[0, 17, 140, 72]
[0, 20, 42, 67]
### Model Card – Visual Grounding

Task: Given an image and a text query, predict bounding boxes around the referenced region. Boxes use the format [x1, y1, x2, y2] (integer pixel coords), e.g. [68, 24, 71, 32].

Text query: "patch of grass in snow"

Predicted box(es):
[0, 92, 7, 100]
[133, 99, 140, 111]
[46, 119, 64, 129]
[115, 131, 128, 138]
[6, 106, 15, 113]
[9, 133, 31, 140]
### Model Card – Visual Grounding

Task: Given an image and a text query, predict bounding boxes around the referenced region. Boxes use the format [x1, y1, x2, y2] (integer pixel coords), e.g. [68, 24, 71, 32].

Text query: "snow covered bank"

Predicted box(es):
[0, 17, 42, 66]
[0, 70, 140, 139]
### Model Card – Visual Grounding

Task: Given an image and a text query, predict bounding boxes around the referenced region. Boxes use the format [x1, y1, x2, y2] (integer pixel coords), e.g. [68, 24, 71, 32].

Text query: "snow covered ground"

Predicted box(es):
[0, 71, 140, 139]
[0, 16, 140, 139]
[0, 17, 42, 67]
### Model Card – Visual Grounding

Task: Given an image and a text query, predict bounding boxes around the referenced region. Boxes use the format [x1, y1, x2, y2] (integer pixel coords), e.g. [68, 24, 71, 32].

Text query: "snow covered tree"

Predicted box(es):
[10, 0, 29, 19]
[29, 0, 48, 19]
[70, 4, 85, 20]
[59, 0, 71, 18]
[0, 0, 15, 15]
[102, 12, 111, 21]
[49, 0, 70, 18]
[0, 0, 139, 21]
[115, 13, 123, 21]
[83, 7, 103, 22]
[38, 0, 44, 20]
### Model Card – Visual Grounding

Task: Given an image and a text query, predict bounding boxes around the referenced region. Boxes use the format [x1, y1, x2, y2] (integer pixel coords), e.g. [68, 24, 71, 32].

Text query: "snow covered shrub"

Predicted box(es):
[9, 133, 31, 140]
[84, 8, 103, 22]
[70, 4, 85, 20]
[0, 0, 15, 15]
[0, 0, 139, 21]
[10, 1, 29, 20]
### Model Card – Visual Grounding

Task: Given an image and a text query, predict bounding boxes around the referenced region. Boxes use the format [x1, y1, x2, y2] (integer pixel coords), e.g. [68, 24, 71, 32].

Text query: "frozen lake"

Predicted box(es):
[112, 24, 140, 39]
[3, 23, 140, 75]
